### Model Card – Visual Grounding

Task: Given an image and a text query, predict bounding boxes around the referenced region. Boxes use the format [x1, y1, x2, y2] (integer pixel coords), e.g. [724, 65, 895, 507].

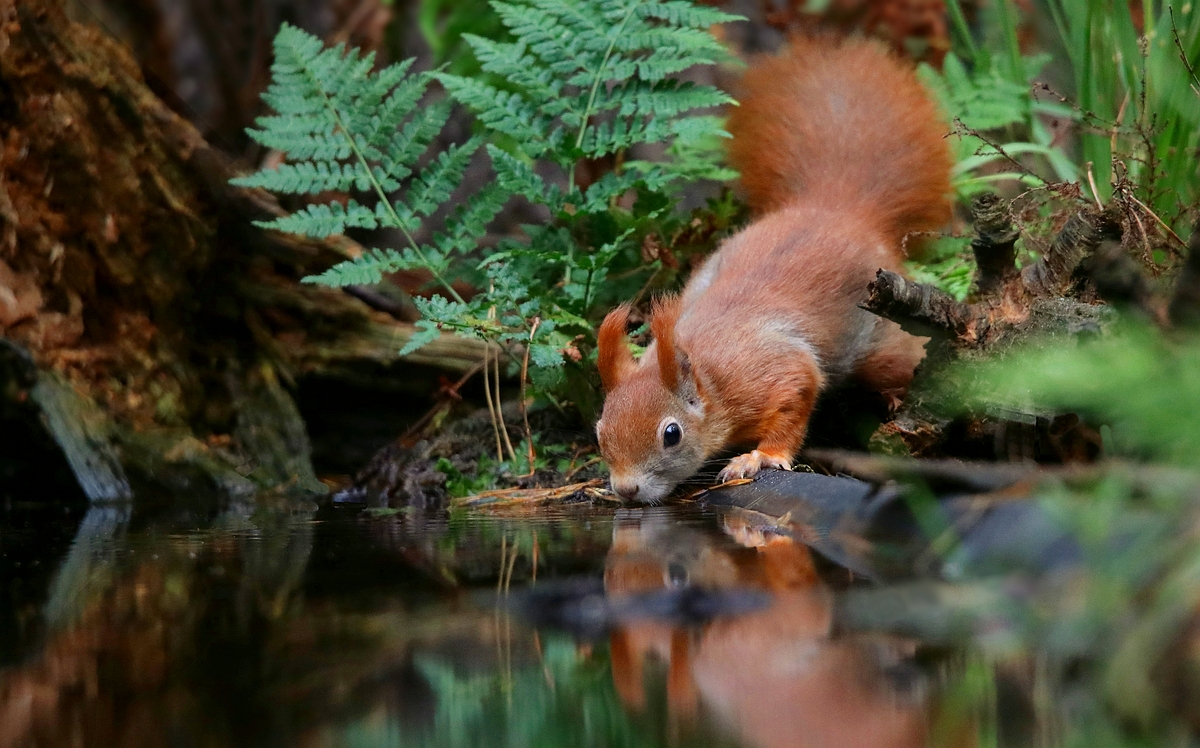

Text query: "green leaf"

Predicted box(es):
[255, 200, 379, 237]
[399, 319, 443, 356]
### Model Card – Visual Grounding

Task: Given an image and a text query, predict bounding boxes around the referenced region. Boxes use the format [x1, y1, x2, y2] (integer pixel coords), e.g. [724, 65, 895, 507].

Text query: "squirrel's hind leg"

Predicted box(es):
[855, 321, 926, 410]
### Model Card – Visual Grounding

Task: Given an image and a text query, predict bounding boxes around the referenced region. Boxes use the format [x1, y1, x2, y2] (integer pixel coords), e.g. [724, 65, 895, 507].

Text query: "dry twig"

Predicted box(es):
[452, 478, 613, 508]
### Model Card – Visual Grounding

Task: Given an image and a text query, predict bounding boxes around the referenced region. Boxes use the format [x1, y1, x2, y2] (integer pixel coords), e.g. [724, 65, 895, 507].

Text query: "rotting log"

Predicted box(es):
[0, 0, 483, 500]
[862, 195, 1123, 458]
[865, 204, 1121, 351]
[864, 271, 977, 342]
[1019, 206, 1117, 298]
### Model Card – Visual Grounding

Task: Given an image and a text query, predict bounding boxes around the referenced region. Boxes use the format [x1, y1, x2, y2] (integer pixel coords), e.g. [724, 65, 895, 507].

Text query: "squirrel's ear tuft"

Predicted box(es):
[598, 304, 635, 392]
[651, 295, 684, 392]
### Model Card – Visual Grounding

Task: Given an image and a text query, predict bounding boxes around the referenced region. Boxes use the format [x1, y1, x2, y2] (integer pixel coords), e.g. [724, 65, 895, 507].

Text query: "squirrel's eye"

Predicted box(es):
[663, 422, 682, 448]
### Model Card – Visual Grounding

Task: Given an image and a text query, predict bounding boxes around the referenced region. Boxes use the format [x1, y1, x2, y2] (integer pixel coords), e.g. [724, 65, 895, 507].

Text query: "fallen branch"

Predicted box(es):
[864, 270, 977, 341]
[969, 193, 1020, 298]
[452, 478, 613, 508]
[1020, 207, 1119, 297]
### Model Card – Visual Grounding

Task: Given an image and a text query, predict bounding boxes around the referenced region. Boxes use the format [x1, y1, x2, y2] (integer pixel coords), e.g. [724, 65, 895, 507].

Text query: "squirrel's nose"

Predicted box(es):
[612, 480, 640, 500]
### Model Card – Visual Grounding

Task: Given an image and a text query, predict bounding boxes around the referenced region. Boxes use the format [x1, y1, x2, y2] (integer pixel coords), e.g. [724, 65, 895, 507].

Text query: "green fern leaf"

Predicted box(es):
[460, 35, 568, 111]
[435, 76, 552, 150]
[598, 79, 734, 118]
[236, 23, 503, 305]
[394, 137, 485, 230]
[303, 248, 412, 286]
[255, 200, 379, 237]
[581, 167, 670, 212]
[231, 160, 372, 195]
[398, 319, 443, 356]
[385, 101, 452, 172]
[635, 2, 742, 28]
[444, 0, 743, 188]
[488, 145, 562, 208]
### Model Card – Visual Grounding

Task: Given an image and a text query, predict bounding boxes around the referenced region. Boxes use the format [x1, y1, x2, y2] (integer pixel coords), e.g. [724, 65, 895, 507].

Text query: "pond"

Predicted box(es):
[1, 490, 1006, 748]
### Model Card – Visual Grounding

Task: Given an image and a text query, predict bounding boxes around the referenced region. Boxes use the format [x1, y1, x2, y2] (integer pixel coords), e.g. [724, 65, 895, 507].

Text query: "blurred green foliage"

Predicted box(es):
[950, 321, 1200, 464]
[418, 0, 505, 75]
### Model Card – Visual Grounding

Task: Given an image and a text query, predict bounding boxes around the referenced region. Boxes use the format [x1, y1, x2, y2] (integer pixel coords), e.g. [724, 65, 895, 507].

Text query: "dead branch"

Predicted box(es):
[864, 270, 977, 341]
[1020, 207, 1119, 297]
[861, 192, 1126, 459]
[969, 193, 1019, 297]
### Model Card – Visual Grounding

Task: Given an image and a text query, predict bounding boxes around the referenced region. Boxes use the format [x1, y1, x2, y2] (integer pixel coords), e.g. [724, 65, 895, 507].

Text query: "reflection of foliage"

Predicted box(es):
[337, 636, 744, 748]
[891, 466, 1200, 747]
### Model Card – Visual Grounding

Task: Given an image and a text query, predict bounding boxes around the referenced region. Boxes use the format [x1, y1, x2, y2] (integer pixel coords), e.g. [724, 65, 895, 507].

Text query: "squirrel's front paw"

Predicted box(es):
[717, 450, 792, 483]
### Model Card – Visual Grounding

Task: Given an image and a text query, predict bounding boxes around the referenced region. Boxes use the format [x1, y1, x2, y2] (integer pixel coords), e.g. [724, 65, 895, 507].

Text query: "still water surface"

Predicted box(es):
[1, 499, 938, 748]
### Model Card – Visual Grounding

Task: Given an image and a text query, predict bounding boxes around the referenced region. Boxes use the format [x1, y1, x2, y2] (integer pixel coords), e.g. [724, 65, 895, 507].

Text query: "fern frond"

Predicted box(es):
[394, 137, 485, 229]
[487, 145, 574, 214]
[491, 1, 602, 73]
[580, 168, 671, 212]
[254, 200, 380, 237]
[597, 79, 734, 118]
[580, 117, 673, 157]
[238, 2, 747, 386]
[441, 0, 743, 189]
[434, 76, 552, 152]
[634, 1, 742, 28]
[302, 248, 412, 286]
[233, 24, 495, 304]
[360, 70, 426, 149]
[386, 101, 453, 171]
[231, 160, 373, 195]
[459, 35, 572, 116]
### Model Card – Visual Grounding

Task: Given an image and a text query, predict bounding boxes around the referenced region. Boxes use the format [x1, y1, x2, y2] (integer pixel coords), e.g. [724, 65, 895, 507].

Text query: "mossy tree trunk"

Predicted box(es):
[0, 0, 484, 500]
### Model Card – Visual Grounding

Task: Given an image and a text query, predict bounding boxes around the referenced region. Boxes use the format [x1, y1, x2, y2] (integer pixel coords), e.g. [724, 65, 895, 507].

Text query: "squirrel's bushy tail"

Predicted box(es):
[726, 35, 953, 252]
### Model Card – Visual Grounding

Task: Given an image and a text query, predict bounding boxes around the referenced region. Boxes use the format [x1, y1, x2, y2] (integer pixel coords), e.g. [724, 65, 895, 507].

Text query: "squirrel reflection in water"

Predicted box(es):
[602, 510, 944, 748]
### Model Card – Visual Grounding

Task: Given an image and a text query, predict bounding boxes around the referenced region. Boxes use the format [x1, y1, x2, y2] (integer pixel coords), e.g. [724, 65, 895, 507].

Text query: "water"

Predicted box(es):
[1, 498, 938, 748]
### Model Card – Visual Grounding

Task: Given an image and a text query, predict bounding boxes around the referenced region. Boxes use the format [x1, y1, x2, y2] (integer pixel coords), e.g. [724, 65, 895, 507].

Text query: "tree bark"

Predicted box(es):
[0, 0, 482, 500]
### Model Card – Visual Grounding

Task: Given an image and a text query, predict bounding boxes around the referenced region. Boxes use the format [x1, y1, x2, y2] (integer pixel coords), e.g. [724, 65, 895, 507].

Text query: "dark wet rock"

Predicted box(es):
[702, 463, 1086, 582]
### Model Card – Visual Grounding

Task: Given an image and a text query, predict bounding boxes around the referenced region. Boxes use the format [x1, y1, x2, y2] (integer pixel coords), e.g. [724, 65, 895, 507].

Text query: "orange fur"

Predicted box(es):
[597, 304, 634, 392]
[650, 295, 683, 391]
[595, 35, 952, 503]
[726, 34, 953, 250]
[601, 518, 927, 747]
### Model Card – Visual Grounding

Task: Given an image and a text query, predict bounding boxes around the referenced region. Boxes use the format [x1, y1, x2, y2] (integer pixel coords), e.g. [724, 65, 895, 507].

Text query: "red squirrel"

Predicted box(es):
[595, 35, 954, 503]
